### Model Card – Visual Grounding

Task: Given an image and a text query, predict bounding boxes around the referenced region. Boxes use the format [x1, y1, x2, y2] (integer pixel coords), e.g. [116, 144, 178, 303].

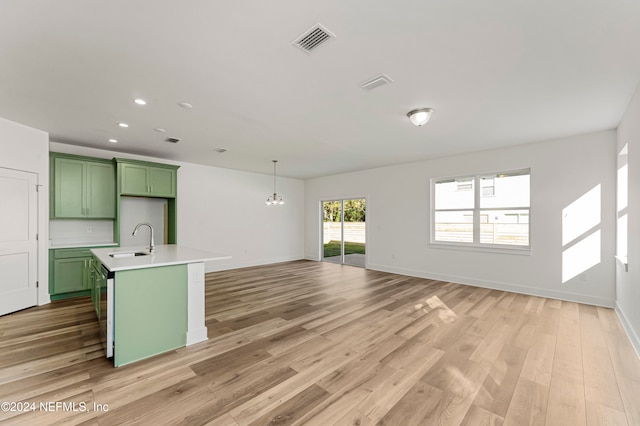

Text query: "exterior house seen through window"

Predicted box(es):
[432, 169, 530, 248]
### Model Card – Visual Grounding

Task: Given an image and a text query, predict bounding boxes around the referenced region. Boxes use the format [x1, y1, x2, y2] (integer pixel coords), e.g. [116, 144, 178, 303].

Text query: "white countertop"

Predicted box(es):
[91, 244, 231, 272]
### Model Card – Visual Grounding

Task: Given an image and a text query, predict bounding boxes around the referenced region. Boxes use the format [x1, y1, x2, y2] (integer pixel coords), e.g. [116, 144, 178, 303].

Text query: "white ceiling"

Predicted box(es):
[2, 1, 639, 179]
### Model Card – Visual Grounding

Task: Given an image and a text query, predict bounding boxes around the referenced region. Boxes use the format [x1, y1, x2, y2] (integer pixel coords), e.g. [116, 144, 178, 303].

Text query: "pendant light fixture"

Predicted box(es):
[407, 107, 434, 126]
[266, 160, 285, 206]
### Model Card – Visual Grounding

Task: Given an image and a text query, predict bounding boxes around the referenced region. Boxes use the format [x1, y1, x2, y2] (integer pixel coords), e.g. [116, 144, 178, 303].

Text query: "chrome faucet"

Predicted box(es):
[132, 222, 155, 252]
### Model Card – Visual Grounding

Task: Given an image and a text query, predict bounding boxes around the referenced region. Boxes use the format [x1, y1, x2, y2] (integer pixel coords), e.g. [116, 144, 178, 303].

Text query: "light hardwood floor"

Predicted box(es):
[1, 260, 639, 425]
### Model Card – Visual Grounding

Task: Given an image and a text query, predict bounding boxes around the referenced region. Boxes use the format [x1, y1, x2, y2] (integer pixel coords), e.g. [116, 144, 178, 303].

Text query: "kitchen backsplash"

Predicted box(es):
[119, 196, 167, 248]
[50, 219, 115, 247]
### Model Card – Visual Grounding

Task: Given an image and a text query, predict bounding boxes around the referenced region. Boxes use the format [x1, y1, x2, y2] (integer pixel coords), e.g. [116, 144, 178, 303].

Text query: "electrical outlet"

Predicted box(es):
[87, 226, 93, 233]
[391, 253, 396, 259]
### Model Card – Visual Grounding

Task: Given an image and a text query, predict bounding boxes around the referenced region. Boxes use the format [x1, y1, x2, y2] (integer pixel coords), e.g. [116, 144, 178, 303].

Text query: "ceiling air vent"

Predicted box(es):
[292, 23, 335, 53]
[359, 74, 393, 91]
[165, 137, 180, 143]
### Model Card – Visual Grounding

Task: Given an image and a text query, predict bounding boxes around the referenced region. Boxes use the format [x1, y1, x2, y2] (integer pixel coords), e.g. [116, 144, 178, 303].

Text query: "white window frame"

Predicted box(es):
[430, 168, 531, 254]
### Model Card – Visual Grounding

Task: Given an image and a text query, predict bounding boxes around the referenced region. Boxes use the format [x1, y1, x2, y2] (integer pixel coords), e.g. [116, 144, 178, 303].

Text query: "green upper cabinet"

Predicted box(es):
[50, 153, 116, 219]
[116, 159, 178, 198]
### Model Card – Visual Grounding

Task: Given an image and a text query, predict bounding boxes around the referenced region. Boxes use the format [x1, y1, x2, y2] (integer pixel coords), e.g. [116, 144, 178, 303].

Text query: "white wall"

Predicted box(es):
[616, 84, 640, 355]
[305, 130, 617, 307]
[0, 117, 50, 305]
[49, 142, 305, 272]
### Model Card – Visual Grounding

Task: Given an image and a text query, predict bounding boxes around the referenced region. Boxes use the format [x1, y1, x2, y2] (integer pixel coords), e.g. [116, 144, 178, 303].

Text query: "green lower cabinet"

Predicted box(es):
[52, 258, 87, 293]
[50, 247, 115, 301]
[90, 259, 103, 318]
[113, 264, 187, 367]
[49, 249, 93, 300]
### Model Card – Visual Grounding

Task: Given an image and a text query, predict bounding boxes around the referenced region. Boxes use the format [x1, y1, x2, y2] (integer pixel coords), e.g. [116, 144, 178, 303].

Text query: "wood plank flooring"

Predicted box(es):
[1, 260, 639, 425]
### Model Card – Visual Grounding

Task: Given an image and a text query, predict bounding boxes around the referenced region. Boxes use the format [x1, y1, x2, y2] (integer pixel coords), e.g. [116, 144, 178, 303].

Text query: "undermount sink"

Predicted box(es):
[109, 251, 150, 258]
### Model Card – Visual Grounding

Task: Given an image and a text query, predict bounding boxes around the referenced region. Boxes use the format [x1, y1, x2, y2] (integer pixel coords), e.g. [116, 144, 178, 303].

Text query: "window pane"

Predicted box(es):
[480, 171, 529, 209]
[480, 209, 529, 245]
[434, 178, 474, 210]
[435, 211, 473, 242]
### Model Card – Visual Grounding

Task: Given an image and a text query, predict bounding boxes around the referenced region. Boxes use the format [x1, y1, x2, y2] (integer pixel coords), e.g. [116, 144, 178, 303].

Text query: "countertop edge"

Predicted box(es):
[91, 245, 232, 272]
[101, 256, 232, 272]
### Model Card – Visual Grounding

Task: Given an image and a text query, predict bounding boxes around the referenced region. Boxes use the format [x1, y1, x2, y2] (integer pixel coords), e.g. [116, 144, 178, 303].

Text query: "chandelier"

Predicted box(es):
[266, 160, 285, 205]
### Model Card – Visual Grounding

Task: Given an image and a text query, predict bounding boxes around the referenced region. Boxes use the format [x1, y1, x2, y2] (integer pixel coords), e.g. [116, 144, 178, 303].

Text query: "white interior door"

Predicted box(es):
[0, 167, 38, 316]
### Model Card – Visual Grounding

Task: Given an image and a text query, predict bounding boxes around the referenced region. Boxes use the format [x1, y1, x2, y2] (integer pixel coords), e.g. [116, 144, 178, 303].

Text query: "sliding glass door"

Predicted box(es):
[322, 199, 366, 267]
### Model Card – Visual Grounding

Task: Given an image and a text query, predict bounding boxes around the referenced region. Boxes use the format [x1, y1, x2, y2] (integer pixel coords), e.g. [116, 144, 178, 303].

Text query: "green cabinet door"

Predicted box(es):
[86, 162, 116, 217]
[90, 259, 104, 318]
[117, 159, 178, 198]
[96, 269, 104, 318]
[90, 266, 96, 313]
[51, 153, 116, 219]
[53, 158, 85, 218]
[90, 260, 98, 317]
[120, 163, 149, 195]
[149, 167, 176, 197]
[52, 257, 88, 294]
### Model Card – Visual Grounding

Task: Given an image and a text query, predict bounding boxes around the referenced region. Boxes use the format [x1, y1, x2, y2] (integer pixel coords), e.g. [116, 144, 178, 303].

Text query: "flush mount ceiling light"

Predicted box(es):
[118, 122, 129, 128]
[108, 139, 118, 143]
[154, 128, 166, 133]
[266, 160, 285, 206]
[134, 98, 146, 105]
[178, 102, 193, 109]
[407, 108, 434, 127]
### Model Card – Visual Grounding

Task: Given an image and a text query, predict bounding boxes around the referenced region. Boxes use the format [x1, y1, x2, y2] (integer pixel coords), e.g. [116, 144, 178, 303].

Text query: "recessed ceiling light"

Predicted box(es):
[118, 122, 129, 128]
[109, 139, 118, 143]
[154, 128, 166, 133]
[134, 99, 146, 105]
[178, 102, 193, 109]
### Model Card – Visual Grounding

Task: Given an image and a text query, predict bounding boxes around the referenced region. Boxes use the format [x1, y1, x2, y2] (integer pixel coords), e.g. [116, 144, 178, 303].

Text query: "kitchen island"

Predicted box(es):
[91, 245, 231, 367]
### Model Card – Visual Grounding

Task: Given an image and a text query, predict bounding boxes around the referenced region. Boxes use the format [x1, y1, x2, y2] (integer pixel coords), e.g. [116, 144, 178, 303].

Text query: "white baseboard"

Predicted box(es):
[204, 255, 305, 273]
[366, 263, 614, 308]
[186, 327, 208, 346]
[615, 302, 640, 359]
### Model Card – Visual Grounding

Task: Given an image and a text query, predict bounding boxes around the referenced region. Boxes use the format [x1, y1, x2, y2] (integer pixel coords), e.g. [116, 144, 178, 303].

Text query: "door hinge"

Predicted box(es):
[36, 281, 39, 288]
[36, 233, 39, 241]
